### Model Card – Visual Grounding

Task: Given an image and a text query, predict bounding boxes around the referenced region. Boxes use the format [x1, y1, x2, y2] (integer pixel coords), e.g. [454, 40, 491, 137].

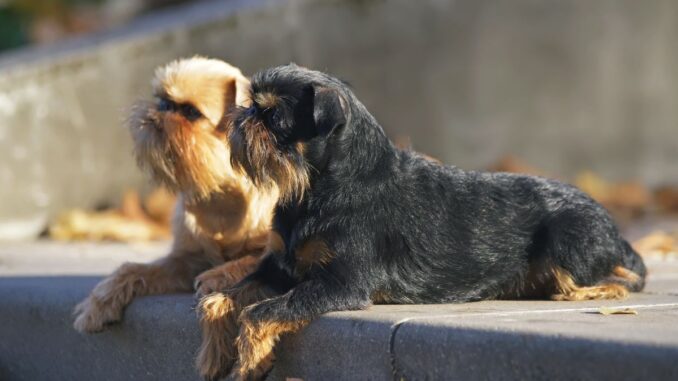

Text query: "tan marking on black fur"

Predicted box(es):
[197, 283, 276, 380]
[232, 118, 310, 202]
[254, 92, 279, 109]
[371, 290, 395, 304]
[294, 238, 334, 274]
[550, 267, 628, 301]
[612, 265, 641, 284]
[295, 142, 306, 156]
[236, 317, 308, 379]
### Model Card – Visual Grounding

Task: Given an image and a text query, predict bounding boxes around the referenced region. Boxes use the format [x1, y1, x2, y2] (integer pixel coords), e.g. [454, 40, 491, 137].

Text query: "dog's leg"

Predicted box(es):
[535, 207, 642, 301]
[550, 266, 630, 301]
[194, 255, 260, 296]
[196, 278, 280, 381]
[73, 249, 210, 333]
[231, 279, 370, 380]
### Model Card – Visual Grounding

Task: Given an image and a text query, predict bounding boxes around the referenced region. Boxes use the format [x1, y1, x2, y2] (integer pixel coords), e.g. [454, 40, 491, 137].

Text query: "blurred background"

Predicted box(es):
[0, 0, 676, 256]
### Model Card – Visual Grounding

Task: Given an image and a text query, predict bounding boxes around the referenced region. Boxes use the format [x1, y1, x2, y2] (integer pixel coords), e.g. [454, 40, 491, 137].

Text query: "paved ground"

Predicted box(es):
[1, 238, 677, 380]
[0, 241, 169, 276]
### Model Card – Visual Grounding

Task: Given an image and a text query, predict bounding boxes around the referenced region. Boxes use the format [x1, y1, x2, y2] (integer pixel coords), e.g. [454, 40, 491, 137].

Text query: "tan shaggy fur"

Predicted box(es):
[253, 92, 279, 110]
[73, 57, 279, 379]
[612, 265, 642, 284]
[235, 314, 308, 380]
[294, 237, 334, 276]
[194, 255, 260, 296]
[196, 280, 278, 380]
[550, 266, 630, 301]
[231, 115, 310, 203]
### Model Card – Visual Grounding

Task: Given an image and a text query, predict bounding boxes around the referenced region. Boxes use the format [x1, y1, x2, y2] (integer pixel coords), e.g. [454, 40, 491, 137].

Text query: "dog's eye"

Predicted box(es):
[266, 110, 280, 127]
[258, 106, 278, 125]
[181, 104, 202, 121]
[157, 97, 174, 112]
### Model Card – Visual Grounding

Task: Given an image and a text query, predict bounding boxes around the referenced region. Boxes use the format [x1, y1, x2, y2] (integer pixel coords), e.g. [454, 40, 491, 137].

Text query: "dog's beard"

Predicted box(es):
[129, 103, 233, 200]
[231, 118, 309, 203]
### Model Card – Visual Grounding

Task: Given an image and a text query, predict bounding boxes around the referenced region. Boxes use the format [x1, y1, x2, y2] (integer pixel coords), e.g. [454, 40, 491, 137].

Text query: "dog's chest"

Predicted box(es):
[273, 205, 333, 277]
[185, 194, 247, 234]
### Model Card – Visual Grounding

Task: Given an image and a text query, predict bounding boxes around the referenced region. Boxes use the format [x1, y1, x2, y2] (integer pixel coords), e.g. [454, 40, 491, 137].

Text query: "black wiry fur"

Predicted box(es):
[226, 64, 647, 379]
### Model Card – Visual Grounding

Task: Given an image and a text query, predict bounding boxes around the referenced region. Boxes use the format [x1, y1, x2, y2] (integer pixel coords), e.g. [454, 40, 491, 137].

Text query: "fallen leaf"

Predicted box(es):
[488, 155, 549, 177]
[48, 188, 173, 242]
[655, 186, 678, 214]
[598, 307, 638, 315]
[632, 231, 678, 258]
[574, 171, 651, 222]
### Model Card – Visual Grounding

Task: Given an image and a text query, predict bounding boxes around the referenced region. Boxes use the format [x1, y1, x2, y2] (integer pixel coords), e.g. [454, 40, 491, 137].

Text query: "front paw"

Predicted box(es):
[196, 293, 238, 380]
[228, 366, 269, 381]
[230, 315, 278, 381]
[196, 341, 232, 381]
[194, 269, 239, 297]
[73, 296, 122, 333]
[227, 359, 274, 381]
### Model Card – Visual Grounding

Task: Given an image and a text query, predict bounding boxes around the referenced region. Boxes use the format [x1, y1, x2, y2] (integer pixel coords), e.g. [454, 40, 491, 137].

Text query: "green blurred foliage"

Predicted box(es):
[0, 7, 29, 51]
[0, 0, 106, 53]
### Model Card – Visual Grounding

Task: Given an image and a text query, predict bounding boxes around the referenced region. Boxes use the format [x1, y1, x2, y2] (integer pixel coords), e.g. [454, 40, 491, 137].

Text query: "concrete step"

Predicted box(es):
[1, 243, 678, 380]
[0, 277, 201, 381]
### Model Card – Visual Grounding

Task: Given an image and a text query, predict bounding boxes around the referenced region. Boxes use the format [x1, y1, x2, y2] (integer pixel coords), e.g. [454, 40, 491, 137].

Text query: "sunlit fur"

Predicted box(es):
[75, 57, 280, 381]
[230, 112, 310, 203]
[129, 57, 253, 200]
[220, 64, 648, 379]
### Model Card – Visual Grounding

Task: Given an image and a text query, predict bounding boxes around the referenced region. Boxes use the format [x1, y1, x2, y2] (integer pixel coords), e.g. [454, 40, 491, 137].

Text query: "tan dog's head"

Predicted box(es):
[129, 57, 251, 200]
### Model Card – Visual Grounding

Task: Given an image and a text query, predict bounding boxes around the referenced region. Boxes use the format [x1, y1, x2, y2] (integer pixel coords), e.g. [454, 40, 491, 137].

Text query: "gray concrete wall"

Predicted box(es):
[1, 0, 677, 239]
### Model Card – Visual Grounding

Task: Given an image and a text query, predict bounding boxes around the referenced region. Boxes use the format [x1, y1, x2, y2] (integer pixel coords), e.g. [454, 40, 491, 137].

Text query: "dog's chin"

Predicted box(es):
[230, 128, 309, 203]
[129, 107, 234, 201]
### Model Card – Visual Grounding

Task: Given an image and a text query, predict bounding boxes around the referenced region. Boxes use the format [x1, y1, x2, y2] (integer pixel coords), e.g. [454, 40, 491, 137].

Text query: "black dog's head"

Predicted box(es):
[230, 64, 350, 201]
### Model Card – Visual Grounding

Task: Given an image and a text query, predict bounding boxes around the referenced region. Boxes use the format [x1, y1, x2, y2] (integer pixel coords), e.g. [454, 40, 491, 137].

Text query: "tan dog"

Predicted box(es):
[72, 57, 278, 378]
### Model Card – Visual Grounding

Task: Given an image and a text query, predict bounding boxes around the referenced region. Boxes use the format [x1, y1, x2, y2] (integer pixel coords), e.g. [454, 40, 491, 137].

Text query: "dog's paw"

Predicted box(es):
[196, 293, 238, 380]
[232, 317, 277, 381]
[196, 341, 232, 381]
[227, 360, 272, 381]
[72, 297, 121, 333]
[194, 268, 239, 297]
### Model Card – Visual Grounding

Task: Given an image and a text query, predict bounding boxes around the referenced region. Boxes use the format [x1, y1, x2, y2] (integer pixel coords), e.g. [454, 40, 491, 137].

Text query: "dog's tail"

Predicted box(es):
[615, 239, 647, 292]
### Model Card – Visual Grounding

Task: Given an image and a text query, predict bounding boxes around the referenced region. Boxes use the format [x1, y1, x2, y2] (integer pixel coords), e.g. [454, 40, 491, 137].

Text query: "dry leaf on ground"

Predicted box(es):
[655, 186, 678, 214]
[597, 307, 638, 315]
[487, 155, 549, 177]
[632, 231, 678, 258]
[48, 188, 174, 242]
[574, 171, 651, 220]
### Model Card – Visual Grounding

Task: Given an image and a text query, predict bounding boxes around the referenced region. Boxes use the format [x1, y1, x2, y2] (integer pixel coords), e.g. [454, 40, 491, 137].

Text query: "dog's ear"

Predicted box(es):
[224, 76, 252, 110]
[312, 87, 346, 136]
[234, 76, 252, 107]
[219, 76, 250, 132]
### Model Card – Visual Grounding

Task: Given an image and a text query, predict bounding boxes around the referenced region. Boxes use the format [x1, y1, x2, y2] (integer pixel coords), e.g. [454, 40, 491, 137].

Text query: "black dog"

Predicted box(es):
[219, 64, 647, 379]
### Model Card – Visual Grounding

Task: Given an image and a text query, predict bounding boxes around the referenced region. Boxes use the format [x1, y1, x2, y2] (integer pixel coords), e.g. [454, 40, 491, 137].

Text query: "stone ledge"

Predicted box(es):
[2, 270, 678, 381]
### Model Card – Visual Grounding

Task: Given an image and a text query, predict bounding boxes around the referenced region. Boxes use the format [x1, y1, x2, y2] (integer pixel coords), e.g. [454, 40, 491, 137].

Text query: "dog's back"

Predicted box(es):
[369, 149, 646, 303]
